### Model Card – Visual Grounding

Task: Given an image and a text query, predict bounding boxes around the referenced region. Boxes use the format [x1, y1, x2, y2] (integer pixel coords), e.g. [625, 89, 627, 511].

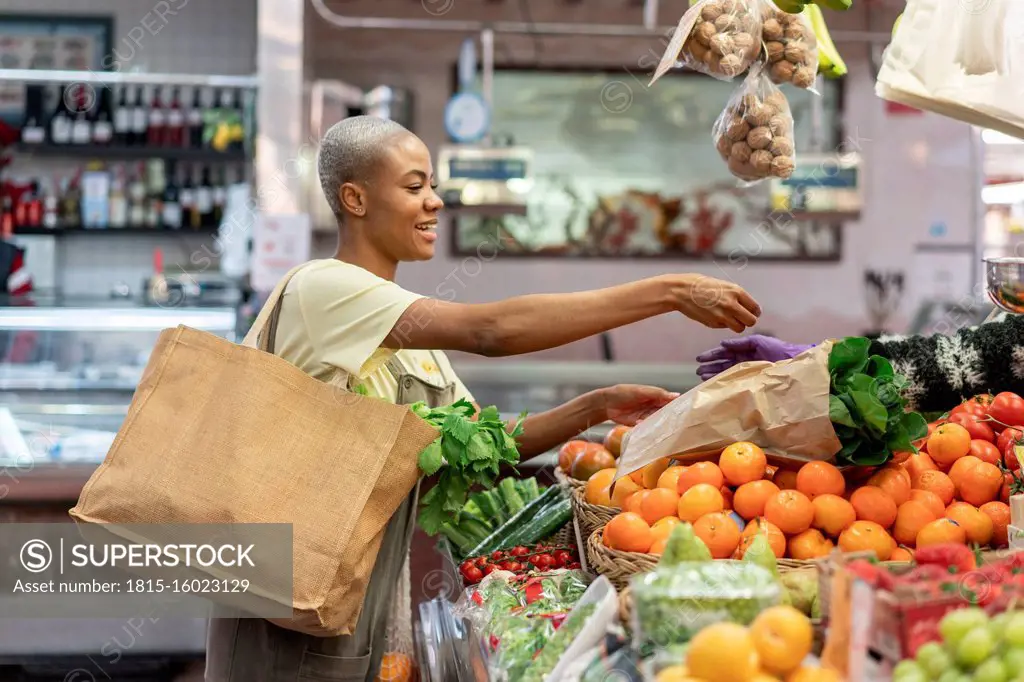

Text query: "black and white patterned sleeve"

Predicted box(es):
[867, 314, 1024, 412]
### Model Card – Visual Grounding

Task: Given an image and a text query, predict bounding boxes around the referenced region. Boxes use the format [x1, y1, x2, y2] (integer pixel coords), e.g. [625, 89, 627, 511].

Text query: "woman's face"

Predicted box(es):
[363, 132, 444, 262]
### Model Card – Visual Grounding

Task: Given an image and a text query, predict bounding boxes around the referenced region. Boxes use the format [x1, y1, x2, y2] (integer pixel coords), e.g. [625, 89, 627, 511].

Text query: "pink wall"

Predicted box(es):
[306, 0, 982, 364]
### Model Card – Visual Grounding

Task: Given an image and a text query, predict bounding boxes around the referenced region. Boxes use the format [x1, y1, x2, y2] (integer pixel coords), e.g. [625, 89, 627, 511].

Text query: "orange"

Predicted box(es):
[677, 461, 725, 494]
[657, 466, 687, 492]
[721, 485, 735, 510]
[604, 425, 630, 458]
[738, 518, 787, 559]
[905, 452, 939, 482]
[719, 442, 768, 486]
[610, 477, 643, 509]
[640, 458, 672, 489]
[750, 605, 814, 677]
[584, 468, 617, 506]
[651, 516, 681, 544]
[571, 446, 616, 481]
[927, 423, 972, 466]
[694, 511, 743, 559]
[734, 480, 781, 520]
[890, 546, 914, 562]
[687, 622, 760, 682]
[892, 500, 938, 546]
[796, 461, 846, 499]
[677, 483, 725, 523]
[811, 494, 856, 537]
[640, 487, 680, 525]
[948, 456, 1003, 507]
[867, 467, 911, 506]
[913, 470, 956, 506]
[849, 487, 898, 529]
[764, 490, 815, 535]
[980, 501, 1011, 548]
[649, 537, 669, 555]
[909, 489, 946, 518]
[945, 502, 994, 545]
[838, 520, 895, 561]
[892, 463, 912, 487]
[916, 518, 967, 547]
[623, 490, 648, 515]
[558, 440, 590, 473]
[377, 652, 415, 682]
[603, 512, 653, 553]
[786, 667, 844, 682]
[787, 529, 834, 560]
[773, 469, 799, 490]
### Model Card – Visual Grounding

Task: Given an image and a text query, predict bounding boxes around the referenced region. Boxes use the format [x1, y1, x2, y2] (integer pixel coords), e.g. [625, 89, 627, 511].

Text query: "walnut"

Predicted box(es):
[718, 0, 739, 14]
[793, 66, 817, 89]
[750, 150, 773, 176]
[716, 134, 733, 159]
[710, 33, 734, 56]
[747, 126, 773, 150]
[700, 1, 724, 22]
[714, 14, 738, 33]
[732, 32, 755, 56]
[766, 90, 790, 114]
[705, 52, 722, 72]
[769, 136, 794, 157]
[771, 155, 796, 178]
[688, 40, 710, 63]
[694, 21, 717, 47]
[742, 93, 761, 112]
[784, 21, 805, 40]
[728, 154, 757, 180]
[765, 41, 785, 63]
[784, 43, 808, 65]
[770, 60, 796, 84]
[719, 54, 744, 76]
[726, 117, 751, 142]
[744, 103, 772, 127]
[768, 115, 790, 136]
[730, 140, 753, 162]
[763, 17, 784, 41]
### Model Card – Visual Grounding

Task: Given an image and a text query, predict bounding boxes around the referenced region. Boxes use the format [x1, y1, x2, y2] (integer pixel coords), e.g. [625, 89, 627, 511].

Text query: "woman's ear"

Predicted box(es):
[339, 182, 366, 217]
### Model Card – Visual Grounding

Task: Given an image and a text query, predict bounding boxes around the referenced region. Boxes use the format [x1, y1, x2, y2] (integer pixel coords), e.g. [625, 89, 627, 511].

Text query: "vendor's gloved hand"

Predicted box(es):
[695, 335, 814, 381]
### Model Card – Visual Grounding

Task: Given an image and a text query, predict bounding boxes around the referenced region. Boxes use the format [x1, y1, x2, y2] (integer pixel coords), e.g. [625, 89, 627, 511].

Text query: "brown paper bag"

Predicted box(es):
[69, 264, 440, 636]
[617, 341, 842, 479]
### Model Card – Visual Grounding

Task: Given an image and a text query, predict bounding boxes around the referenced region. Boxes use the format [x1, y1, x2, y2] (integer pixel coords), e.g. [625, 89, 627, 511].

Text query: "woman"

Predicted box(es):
[205, 116, 762, 682]
[695, 318, 1024, 412]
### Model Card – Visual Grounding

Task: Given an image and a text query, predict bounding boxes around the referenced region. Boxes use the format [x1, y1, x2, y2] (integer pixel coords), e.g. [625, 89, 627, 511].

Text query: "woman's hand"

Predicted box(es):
[599, 384, 680, 426]
[662, 274, 762, 333]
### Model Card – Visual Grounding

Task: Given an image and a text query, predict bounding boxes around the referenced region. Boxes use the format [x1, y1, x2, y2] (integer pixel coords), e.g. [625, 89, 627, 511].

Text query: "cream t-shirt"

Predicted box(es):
[273, 259, 474, 404]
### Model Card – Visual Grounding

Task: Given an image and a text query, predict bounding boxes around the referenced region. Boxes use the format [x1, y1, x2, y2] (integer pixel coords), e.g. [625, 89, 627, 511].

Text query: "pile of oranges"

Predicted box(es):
[587, 432, 1012, 562]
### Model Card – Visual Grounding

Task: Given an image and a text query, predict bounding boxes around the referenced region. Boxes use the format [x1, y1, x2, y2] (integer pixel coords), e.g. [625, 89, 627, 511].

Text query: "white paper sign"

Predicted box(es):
[251, 213, 312, 292]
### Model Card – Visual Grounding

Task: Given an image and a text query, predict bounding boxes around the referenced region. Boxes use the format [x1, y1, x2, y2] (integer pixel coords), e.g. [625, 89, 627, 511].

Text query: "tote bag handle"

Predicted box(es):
[240, 262, 313, 353]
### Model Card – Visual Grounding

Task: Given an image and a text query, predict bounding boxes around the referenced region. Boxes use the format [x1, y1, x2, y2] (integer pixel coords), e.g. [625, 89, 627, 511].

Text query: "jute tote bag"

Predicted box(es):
[68, 263, 440, 636]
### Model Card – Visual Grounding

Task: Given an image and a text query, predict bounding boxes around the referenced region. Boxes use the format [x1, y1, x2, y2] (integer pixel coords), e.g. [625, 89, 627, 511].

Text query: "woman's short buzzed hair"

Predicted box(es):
[317, 115, 410, 220]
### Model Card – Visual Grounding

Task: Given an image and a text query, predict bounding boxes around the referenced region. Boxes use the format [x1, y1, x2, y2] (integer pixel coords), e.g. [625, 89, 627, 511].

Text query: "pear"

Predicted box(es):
[743, 532, 791, 606]
[659, 522, 712, 566]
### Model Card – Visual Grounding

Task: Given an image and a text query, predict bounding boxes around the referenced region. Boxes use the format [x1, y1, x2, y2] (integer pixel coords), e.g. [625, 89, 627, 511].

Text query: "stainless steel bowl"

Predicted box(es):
[985, 257, 1024, 314]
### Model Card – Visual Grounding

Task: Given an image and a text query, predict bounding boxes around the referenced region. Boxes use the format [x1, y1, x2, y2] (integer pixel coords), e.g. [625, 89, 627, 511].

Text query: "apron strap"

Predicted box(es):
[240, 261, 315, 352]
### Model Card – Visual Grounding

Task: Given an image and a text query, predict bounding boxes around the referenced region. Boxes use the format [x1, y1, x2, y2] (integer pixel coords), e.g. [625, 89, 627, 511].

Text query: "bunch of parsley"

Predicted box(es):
[828, 337, 928, 466]
[413, 399, 526, 535]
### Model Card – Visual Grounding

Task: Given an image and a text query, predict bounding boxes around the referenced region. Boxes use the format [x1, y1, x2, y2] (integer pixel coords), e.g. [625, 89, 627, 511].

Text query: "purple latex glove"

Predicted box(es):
[695, 335, 814, 381]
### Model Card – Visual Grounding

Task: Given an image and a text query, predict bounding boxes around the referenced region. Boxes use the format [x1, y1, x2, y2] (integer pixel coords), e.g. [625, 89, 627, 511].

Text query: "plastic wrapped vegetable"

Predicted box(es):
[761, 3, 819, 90]
[649, 0, 765, 85]
[712, 65, 796, 182]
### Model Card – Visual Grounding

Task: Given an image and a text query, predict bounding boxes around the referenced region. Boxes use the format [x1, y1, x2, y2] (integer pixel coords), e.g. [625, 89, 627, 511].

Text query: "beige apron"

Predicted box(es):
[205, 352, 455, 682]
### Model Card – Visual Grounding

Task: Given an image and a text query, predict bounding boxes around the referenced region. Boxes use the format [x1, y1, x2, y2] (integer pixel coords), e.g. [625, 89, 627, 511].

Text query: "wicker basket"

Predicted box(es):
[546, 521, 574, 548]
[554, 467, 586, 493]
[571, 486, 618, 540]
[586, 528, 659, 591]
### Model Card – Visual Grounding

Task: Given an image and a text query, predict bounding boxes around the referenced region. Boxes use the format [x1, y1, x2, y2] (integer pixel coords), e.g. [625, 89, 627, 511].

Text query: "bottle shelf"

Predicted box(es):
[11, 143, 248, 163]
[12, 225, 220, 236]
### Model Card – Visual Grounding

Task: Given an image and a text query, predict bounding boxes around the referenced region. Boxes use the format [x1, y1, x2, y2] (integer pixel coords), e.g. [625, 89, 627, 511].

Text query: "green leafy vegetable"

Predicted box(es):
[414, 399, 527, 535]
[828, 337, 928, 467]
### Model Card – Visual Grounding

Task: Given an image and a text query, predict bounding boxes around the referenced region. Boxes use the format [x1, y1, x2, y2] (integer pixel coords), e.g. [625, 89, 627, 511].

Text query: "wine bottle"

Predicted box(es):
[109, 165, 128, 228]
[20, 85, 46, 144]
[128, 164, 147, 225]
[113, 86, 131, 145]
[212, 166, 227, 226]
[92, 88, 113, 145]
[42, 179, 59, 230]
[131, 86, 148, 147]
[49, 86, 72, 145]
[196, 165, 213, 228]
[187, 86, 204, 149]
[180, 164, 197, 228]
[147, 86, 165, 148]
[162, 161, 182, 229]
[26, 181, 43, 228]
[166, 86, 184, 148]
[62, 173, 83, 227]
[70, 84, 92, 145]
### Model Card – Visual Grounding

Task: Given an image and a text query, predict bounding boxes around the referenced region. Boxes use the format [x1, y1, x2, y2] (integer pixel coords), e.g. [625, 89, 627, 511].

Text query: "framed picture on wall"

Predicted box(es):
[447, 65, 849, 262]
[0, 14, 113, 127]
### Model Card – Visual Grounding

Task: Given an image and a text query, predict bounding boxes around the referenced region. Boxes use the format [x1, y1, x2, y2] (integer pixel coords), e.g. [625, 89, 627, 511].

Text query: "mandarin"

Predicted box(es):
[603, 512, 653, 552]
[948, 456, 1002, 507]
[980, 501, 1011, 548]
[867, 467, 911, 505]
[890, 546, 914, 562]
[677, 483, 725, 523]
[764, 490, 815, 535]
[610, 477, 642, 509]
[849, 487, 898, 528]
[811, 494, 857, 537]
[651, 516, 681, 543]
[734, 480, 781, 520]
[913, 469, 956, 506]
[905, 452, 938, 482]
[640, 487, 680, 525]
[787, 529, 834, 560]
[773, 469, 799, 491]
[623, 490, 648, 515]
[908, 489, 946, 518]
[584, 468, 617, 506]
[657, 466, 687, 492]
[738, 518, 786, 559]
[796, 461, 846, 499]
[838, 520, 895, 560]
[945, 502, 994, 545]
[677, 461, 725, 494]
[640, 458, 672, 490]
[916, 518, 967, 546]
[719, 442, 768, 486]
[928, 422, 972, 466]
[694, 511, 743, 559]
[892, 500, 938, 546]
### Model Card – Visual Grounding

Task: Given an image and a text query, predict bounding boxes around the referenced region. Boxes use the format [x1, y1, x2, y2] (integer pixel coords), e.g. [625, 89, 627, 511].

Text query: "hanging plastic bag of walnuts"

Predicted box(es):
[761, 3, 819, 91]
[648, 0, 765, 86]
[712, 65, 796, 182]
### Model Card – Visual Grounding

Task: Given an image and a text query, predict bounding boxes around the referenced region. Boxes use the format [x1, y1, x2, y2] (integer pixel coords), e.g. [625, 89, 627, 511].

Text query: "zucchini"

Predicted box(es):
[501, 497, 572, 549]
[485, 490, 508, 524]
[499, 477, 526, 516]
[466, 485, 563, 558]
[471, 491, 501, 523]
[440, 522, 480, 556]
[459, 518, 492, 545]
[521, 477, 540, 502]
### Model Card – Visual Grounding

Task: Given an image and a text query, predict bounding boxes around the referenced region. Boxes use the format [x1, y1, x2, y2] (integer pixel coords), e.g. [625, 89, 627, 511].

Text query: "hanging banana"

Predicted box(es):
[893, 12, 903, 37]
[813, 0, 853, 11]
[771, 0, 811, 13]
[804, 3, 848, 78]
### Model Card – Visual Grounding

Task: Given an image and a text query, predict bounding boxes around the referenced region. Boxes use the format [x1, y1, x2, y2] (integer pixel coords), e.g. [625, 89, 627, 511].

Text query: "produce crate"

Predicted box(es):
[554, 467, 586, 493]
[585, 529, 658, 591]
[571, 486, 617, 541]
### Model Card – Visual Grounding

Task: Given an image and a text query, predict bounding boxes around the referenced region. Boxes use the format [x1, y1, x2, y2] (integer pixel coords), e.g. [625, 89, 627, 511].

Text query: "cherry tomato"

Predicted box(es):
[460, 560, 476, 574]
[1005, 439, 1024, 472]
[505, 561, 524, 573]
[509, 546, 529, 557]
[565, 562, 582, 570]
[950, 394, 994, 419]
[532, 554, 554, 570]
[474, 557, 487, 569]
[491, 551, 507, 562]
[988, 392, 1024, 431]
[949, 413, 996, 443]
[461, 565, 483, 584]
[482, 564, 498, 576]
[997, 426, 1024, 456]
[553, 550, 573, 568]
[969, 439, 1002, 466]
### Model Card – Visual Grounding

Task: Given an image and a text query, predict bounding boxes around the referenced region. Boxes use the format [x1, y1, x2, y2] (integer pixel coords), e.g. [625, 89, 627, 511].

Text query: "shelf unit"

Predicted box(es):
[10, 143, 247, 163]
[13, 225, 220, 236]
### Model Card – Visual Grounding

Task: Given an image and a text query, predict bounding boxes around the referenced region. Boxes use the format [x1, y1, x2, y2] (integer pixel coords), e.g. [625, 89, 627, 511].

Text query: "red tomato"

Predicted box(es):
[461, 565, 483, 584]
[969, 439, 1003, 466]
[1005, 439, 1024, 473]
[987, 392, 1024, 432]
[997, 426, 1024, 456]
[949, 413, 996, 443]
[950, 394, 994, 418]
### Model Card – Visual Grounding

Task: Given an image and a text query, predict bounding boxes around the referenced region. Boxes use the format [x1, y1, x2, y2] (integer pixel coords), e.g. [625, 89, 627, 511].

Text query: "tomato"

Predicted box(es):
[532, 554, 554, 570]
[950, 394, 994, 418]
[1005, 440, 1024, 473]
[553, 550, 573, 568]
[508, 546, 529, 557]
[461, 565, 484, 584]
[460, 560, 477, 574]
[997, 426, 1024, 455]
[949, 413, 996, 443]
[968, 439, 1002, 466]
[505, 561, 524, 573]
[565, 562, 582, 570]
[482, 564, 498, 576]
[491, 551, 507, 562]
[987, 392, 1024, 431]
[474, 557, 487, 569]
